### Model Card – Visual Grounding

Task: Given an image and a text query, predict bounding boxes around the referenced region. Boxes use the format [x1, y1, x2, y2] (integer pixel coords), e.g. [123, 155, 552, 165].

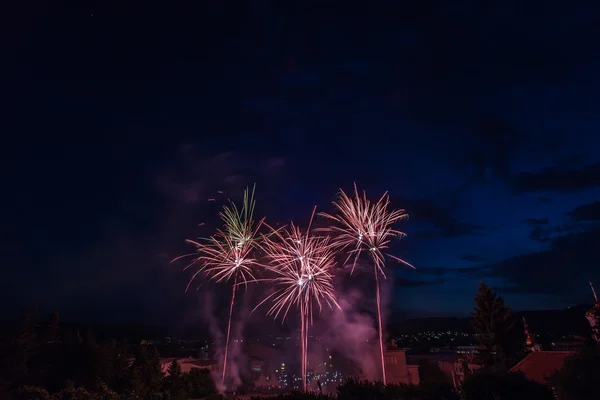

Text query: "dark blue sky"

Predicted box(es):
[3, 1, 600, 323]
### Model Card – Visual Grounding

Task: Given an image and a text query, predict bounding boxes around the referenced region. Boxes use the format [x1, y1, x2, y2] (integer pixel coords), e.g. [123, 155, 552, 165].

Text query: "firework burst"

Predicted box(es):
[174, 185, 264, 389]
[320, 183, 413, 384]
[256, 207, 340, 391]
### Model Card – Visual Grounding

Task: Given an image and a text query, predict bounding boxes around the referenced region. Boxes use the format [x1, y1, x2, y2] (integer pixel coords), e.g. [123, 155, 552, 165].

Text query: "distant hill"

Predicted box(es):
[390, 317, 472, 335]
[519, 305, 592, 336]
[390, 305, 593, 337]
[2, 304, 593, 342]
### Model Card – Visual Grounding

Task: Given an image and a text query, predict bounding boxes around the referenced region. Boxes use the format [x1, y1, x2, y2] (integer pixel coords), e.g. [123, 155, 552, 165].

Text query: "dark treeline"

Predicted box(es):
[2, 283, 599, 399]
[0, 320, 210, 343]
[0, 305, 218, 400]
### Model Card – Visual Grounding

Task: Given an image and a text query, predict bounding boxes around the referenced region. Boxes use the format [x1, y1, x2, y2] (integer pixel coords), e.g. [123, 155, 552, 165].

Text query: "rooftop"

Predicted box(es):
[509, 351, 574, 385]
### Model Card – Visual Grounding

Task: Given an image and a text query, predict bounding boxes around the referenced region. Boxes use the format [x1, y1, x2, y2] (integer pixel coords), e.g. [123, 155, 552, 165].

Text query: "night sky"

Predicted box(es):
[3, 2, 600, 324]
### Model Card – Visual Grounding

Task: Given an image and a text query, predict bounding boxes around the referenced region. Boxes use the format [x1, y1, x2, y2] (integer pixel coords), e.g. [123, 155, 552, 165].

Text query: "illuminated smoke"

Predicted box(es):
[320, 183, 413, 384]
[256, 207, 340, 391]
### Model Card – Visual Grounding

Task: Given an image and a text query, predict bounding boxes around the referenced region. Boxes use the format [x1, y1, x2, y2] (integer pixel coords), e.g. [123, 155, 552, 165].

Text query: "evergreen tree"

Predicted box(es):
[166, 359, 187, 400]
[81, 328, 105, 389]
[43, 313, 60, 344]
[144, 347, 164, 398]
[471, 282, 519, 368]
[128, 346, 164, 399]
[32, 312, 63, 392]
[167, 359, 182, 380]
[127, 360, 146, 398]
[106, 340, 130, 393]
[61, 329, 83, 390]
[0, 305, 39, 391]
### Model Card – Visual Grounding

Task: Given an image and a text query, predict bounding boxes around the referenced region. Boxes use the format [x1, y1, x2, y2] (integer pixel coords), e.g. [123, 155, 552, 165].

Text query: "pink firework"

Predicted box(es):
[320, 183, 413, 385]
[174, 186, 264, 389]
[256, 207, 340, 391]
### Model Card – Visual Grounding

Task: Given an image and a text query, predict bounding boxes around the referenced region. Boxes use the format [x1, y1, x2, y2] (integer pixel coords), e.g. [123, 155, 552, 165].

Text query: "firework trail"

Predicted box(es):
[256, 207, 340, 391]
[174, 185, 264, 389]
[320, 184, 413, 385]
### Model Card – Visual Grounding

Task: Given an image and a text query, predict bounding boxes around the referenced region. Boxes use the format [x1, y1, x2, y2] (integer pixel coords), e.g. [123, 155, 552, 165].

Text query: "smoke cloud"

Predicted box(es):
[297, 267, 396, 392]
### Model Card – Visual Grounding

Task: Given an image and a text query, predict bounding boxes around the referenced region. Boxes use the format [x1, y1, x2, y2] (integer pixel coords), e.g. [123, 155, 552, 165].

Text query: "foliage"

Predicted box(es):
[461, 369, 554, 400]
[416, 359, 449, 385]
[0, 305, 39, 392]
[470, 282, 521, 368]
[0, 309, 218, 400]
[336, 377, 458, 400]
[204, 394, 225, 400]
[250, 392, 332, 400]
[4, 306, 595, 400]
[12, 385, 51, 400]
[186, 367, 216, 398]
[52, 381, 105, 400]
[165, 359, 187, 400]
[551, 344, 600, 400]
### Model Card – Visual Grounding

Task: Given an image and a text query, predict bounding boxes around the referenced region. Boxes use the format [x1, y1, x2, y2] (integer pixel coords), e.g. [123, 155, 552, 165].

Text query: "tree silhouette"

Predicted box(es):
[186, 368, 216, 399]
[417, 358, 449, 384]
[0, 304, 39, 392]
[145, 347, 165, 397]
[551, 345, 600, 400]
[461, 370, 554, 400]
[471, 282, 518, 368]
[128, 346, 164, 398]
[166, 359, 187, 400]
[11, 385, 51, 400]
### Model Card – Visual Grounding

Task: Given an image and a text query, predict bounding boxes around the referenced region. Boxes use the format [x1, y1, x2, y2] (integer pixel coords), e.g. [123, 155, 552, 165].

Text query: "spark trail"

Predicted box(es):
[320, 184, 413, 384]
[174, 185, 264, 389]
[256, 207, 340, 391]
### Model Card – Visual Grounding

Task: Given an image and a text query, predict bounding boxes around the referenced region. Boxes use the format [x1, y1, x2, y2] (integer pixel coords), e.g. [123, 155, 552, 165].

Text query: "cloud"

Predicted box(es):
[395, 277, 446, 287]
[487, 226, 600, 299]
[522, 218, 550, 225]
[395, 265, 488, 289]
[410, 266, 484, 282]
[526, 200, 600, 243]
[456, 112, 523, 184]
[567, 201, 600, 221]
[156, 147, 286, 206]
[529, 223, 587, 243]
[412, 267, 447, 276]
[392, 197, 483, 238]
[511, 162, 600, 194]
[460, 253, 488, 262]
[28, 145, 288, 323]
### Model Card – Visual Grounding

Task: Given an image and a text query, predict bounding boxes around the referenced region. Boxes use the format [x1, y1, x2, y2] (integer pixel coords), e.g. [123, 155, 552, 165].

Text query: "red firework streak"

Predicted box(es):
[173, 186, 264, 389]
[255, 207, 340, 391]
[320, 183, 414, 385]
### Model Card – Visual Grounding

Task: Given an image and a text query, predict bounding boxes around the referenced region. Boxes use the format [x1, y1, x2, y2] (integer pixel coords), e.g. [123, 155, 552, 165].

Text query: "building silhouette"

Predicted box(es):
[382, 340, 420, 385]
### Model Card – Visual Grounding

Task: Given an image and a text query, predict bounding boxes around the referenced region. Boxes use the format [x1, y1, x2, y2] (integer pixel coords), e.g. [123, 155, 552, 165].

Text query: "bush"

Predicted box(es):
[336, 378, 458, 400]
[461, 370, 554, 400]
[551, 345, 600, 400]
[250, 392, 332, 400]
[185, 368, 216, 399]
[12, 386, 51, 400]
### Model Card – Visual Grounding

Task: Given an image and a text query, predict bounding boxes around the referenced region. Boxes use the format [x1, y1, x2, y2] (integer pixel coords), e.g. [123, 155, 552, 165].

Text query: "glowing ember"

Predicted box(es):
[256, 207, 340, 391]
[320, 183, 413, 385]
[173, 185, 264, 389]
